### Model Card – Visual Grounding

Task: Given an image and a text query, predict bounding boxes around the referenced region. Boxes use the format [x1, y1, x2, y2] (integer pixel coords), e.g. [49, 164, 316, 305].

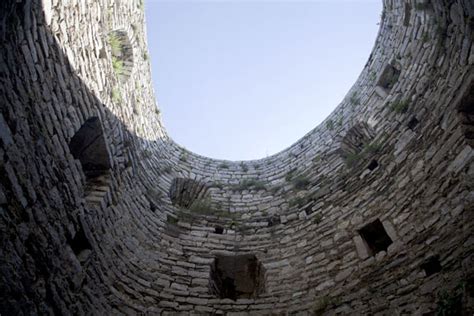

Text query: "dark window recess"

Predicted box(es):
[150, 200, 157, 213]
[421, 256, 442, 276]
[377, 64, 401, 92]
[210, 254, 265, 300]
[69, 117, 111, 180]
[214, 226, 224, 234]
[457, 80, 474, 145]
[403, 2, 411, 27]
[340, 122, 377, 167]
[304, 205, 314, 215]
[69, 224, 92, 264]
[358, 219, 393, 256]
[407, 117, 419, 130]
[367, 159, 379, 171]
[267, 215, 281, 227]
[108, 29, 134, 82]
[169, 178, 209, 208]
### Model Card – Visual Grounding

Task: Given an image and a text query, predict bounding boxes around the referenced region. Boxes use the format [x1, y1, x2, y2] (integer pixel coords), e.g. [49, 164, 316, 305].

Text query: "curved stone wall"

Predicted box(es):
[1, 0, 473, 315]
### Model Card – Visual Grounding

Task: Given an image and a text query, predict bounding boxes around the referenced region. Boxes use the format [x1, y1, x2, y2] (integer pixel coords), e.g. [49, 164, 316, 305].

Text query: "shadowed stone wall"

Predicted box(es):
[1, 0, 473, 314]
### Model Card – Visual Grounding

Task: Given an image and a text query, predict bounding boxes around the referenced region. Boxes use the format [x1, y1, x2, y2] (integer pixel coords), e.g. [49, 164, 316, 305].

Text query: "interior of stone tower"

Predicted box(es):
[0, 0, 473, 315]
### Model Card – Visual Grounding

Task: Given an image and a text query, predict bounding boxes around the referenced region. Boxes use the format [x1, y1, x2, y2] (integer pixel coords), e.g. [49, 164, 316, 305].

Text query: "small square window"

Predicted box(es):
[421, 256, 442, 276]
[377, 64, 401, 92]
[358, 219, 393, 256]
[69, 225, 92, 264]
[267, 215, 281, 227]
[367, 159, 379, 171]
[210, 254, 265, 300]
[214, 226, 224, 234]
[407, 117, 419, 130]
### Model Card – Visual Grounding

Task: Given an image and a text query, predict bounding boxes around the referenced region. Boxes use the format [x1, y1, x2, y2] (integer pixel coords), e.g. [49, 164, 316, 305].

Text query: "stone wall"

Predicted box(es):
[0, 0, 473, 315]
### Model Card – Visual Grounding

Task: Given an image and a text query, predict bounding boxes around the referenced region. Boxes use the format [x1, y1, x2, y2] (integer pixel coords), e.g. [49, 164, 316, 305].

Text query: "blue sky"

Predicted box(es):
[145, 1, 382, 160]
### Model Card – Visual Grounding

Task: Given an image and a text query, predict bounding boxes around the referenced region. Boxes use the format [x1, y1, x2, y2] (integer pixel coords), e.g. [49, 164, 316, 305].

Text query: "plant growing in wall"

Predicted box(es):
[313, 213, 323, 224]
[288, 195, 311, 208]
[166, 215, 179, 225]
[285, 168, 297, 181]
[313, 296, 340, 315]
[390, 99, 409, 113]
[350, 92, 361, 106]
[108, 30, 134, 82]
[179, 152, 188, 162]
[326, 119, 335, 131]
[111, 56, 124, 74]
[218, 162, 229, 169]
[436, 282, 466, 316]
[240, 162, 248, 172]
[111, 87, 121, 103]
[233, 179, 267, 191]
[291, 175, 310, 190]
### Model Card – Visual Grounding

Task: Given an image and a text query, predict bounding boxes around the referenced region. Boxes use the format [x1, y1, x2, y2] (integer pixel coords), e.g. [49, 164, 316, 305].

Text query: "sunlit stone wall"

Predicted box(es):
[0, 0, 473, 314]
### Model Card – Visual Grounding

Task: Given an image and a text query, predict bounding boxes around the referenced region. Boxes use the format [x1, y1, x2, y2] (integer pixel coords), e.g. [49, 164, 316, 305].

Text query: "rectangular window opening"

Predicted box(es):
[421, 255, 442, 276]
[407, 117, 419, 130]
[69, 225, 92, 264]
[376, 64, 401, 92]
[358, 219, 393, 256]
[210, 254, 265, 300]
[367, 159, 379, 171]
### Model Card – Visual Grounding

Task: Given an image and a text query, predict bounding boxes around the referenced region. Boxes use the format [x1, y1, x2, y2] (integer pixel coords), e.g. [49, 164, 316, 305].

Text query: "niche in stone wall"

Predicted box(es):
[69, 222, 93, 265]
[69, 117, 111, 203]
[358, 219, 393, 256]
[108, 30, 134, 82]
[376, 63, 401, 97]
[210, 254, 265, 300]
[340, 122, 377, 168]
[421, 255, 442, 277]
[169, 178, 210, 209]
[457, 79, 474, 147]
[367, 159, 379, 171]
[407, 116, 419, 130]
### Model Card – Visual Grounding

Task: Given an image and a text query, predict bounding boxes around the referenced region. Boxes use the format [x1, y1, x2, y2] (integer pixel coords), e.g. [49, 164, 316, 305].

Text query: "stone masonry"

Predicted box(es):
[0, 0, 473, 315]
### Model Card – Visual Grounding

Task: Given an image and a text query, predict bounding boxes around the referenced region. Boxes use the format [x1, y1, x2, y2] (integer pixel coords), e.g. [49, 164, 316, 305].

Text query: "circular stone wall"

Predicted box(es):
[0, 0, 473, 315]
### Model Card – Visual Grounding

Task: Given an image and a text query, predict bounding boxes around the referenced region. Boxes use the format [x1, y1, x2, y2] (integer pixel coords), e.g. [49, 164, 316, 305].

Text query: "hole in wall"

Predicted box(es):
[69, 117, 111, 178]
[407, 117, 419, 130]
[457, 79, 474, 146]
[169, 178, 209, 208]
[267, 215, 281, 227]
[340, 122, 377, 167]
[367, 159, 379, 171]
[69, 117, 111, 203]
[214, 226, 224, 234]
[69, 223, 92, 264]
[108, 30, 134, 82]
[358, 219, 393, 256]
[341, 123, 376, 157]
[421, 255, 442, 276]
[376, 63, 401, 93]
[210, 254, 265, 300]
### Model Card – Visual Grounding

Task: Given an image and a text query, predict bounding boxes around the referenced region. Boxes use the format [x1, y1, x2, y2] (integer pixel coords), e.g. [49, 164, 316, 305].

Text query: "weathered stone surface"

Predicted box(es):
[0, 0, 473, 315]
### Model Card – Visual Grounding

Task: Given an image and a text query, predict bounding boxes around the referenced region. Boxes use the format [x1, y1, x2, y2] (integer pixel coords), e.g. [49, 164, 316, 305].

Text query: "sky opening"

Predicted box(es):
[146, 0, 382, 160]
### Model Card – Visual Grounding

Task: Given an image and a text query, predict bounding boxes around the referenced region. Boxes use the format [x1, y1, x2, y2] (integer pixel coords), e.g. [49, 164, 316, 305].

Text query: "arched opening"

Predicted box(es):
[210, 254, 265, 300]
[169, 178, 210, 208]
[340, 122, 379, 168]
[375, 62, 401, 98]
[457, 79, 474, 147]
[69, 117, 111, 203]
[108, 30, 134, 82]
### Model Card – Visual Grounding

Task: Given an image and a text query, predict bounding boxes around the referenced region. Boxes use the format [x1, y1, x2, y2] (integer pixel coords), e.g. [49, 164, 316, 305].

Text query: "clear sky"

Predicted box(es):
[145, 0, 382, 161]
